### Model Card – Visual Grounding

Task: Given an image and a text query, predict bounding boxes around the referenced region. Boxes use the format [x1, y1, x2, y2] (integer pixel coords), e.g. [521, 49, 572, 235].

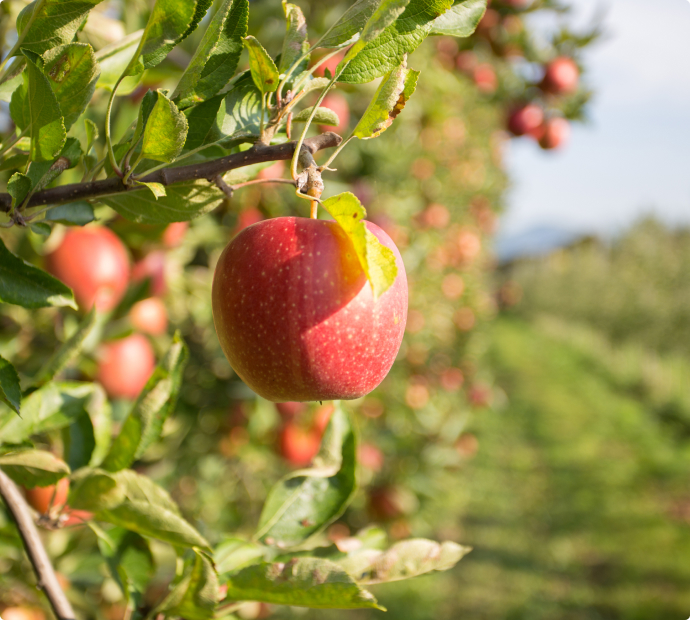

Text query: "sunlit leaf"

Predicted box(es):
[243, 36, 279, 94]
[140, 91, 188, 163]
[279, 1, 308, 74]
[292, 106, 340, 126]
[429, 0, 487, 37]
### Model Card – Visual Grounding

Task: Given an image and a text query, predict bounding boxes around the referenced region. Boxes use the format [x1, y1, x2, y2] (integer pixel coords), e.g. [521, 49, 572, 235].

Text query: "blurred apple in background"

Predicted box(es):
[132, 251, 167, 297]
[130, 297, 168, 335]
[540, 57, 579, 95]
[97, 334, 155, 400]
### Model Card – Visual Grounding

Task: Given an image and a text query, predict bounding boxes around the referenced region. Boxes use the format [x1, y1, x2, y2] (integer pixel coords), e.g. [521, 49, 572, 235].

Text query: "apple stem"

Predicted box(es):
[310, 200, 318, 219]
[0, 470, 76, 620]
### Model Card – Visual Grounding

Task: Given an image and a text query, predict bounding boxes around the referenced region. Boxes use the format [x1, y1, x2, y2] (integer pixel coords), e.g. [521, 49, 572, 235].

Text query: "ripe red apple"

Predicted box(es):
[212, 217, 407, 402]
[507, 104, 544, 137]
[540, 57, 579, 95]
[132, 251, 167, 296]
[279, 422, 321, 467]
[319, 92, 350, 135]
[536, 117, 571, 150]
[24, 477, 69, 514]
[46, 227, 130, 311]
[129, 297, 168, 335]
[162, 222, 188, 248]
[97, 334, 156, 400]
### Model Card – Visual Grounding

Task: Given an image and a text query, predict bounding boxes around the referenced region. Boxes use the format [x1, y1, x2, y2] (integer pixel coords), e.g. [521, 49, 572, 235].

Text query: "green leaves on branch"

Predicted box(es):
[102, 333, 188, 472]
[353, 60, 419, 139]
[0, 239, 76, 310]
[7, 173, 32, 210]
[10, 51, 66, 162]
[322, 193, 398, 300]
[279, 1, 308, 74]
[0, 356, 21, 416]
[173, 0, 248, 109]
[0, 449, 70, 488]
[15, 0, 104, 55]
[340, 0, 454, 84]
[429, 0, 488, 37]
[256, 404, 357, 547]
[224, 558, 382, 610]
[244, 36, 279, 94]
[137, 91, 189, 163]
[319, 0, 382, 49]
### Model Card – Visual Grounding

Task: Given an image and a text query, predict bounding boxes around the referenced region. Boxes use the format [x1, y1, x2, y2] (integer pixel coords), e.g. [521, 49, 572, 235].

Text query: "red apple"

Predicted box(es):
[257, 160, 286, 180]
[540, 57, 579, 95]
[313, 403, 334, 434]
[507, 103, 544, 137]
[24, 477, 69, 514]
[46, 227, 130, 311]
[536, 117, 570, 150]
[129, 297, 168, 335]
[97, 334, 156, 400]
[132, 251, 167, 297]
[0, 608, 45, 620]
[279, 422, 321, 467]
[162, 222, 188, 248]
[212, 217, 407, 402]
[319, 92, 350, 135]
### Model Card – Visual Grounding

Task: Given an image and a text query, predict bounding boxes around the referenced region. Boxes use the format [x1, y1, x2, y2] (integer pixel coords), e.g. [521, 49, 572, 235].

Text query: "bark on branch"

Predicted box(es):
[0, 470, 76, 620]
[0, 132, 342, 214]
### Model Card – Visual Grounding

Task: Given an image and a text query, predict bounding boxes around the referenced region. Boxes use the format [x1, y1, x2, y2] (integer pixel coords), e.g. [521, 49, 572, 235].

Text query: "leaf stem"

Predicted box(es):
[104, 77, 125, 178]
[319, 134, 355, 171]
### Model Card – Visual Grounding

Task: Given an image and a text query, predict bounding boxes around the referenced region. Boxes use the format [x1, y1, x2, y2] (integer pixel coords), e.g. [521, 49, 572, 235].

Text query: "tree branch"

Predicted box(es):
[0, 132, 342, 214]
[0, 470, 76, 620]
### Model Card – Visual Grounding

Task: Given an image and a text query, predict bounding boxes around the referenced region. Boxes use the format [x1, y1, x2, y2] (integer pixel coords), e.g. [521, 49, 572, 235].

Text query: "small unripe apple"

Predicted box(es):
[162, 222, 189, 248]
[279, 422, 321, 467]
[212, 217, 407, 402]
[540, 57, 579, 95]
[132, 251, 167, 296]
[24, 477, 69, 514]
[507, 104, 544, 136]
[536, 117, 571, 150]
[46, 227, 130, 311]
[319, 92, 350, 135]
[129, 297, 168, 335]
[97, 334, 155, 400]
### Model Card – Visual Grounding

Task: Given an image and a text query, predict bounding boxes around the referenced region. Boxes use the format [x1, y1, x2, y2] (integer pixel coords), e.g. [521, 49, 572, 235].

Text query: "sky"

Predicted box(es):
[500, 0, 690, 237]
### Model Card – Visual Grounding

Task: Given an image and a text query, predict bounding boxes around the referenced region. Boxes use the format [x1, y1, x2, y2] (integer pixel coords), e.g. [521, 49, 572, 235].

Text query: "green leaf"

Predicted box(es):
[125, 0, 207, 74]
[339, 539, 471, 584]
[0, 449, 70, 488]
[68, 468, 125, 511]
[102, 179, 225, 224]
[98, 528, 155, 609]
[279, 1, 308, 74]
[63, 413, 96, 471]
[43, 43, 100, 131]
[30, 222, 52, 237]
[340, 0, 454, 84]
[319, 0, 381, 48]
[136, 181, 167, 199]
[7, 173, 32, 209]
[429, 0, 487, 37]
[44, 201, 96, 226]
[292, 106, 340, 126]
[153, 550, 219, 620]
[85, 118, 99, 153]
[95, 31, 145, 94]
[342, 0, 412, 66]
[353, 61, 418, 139]
[256, 404, 357, 547]
[215, 539, 267, 575]
[0, 356, 21, 416]
[321, 193, 398, 300]
[214, 74, 263, 140]
[112, 469, 183, 515]
[243, 36, 279, 94]
[0, 382, 100, 444]
[27, 137, 83, 193]
[35, 308, 99, 386]
[0, 73, 23, 103]
[224, 558, 382, 610]
[183, 95, 224, 150]
[173, 0, 248, 109]
[14, 51, 67, 162]
[101, 333, 188, 472]
[0, 238, 76, 310]
[15, 0, 105, 55]
[0, 154, 30, 173]
[140, 91, 188, 163]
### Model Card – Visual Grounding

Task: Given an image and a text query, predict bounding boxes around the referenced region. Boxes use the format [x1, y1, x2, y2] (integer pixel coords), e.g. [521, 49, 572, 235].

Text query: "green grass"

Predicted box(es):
[304, 317, 690, 620]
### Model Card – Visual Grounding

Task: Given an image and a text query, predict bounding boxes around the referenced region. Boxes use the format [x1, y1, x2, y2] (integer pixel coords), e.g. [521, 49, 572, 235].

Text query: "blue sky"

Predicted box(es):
[501, 0, 690, 236]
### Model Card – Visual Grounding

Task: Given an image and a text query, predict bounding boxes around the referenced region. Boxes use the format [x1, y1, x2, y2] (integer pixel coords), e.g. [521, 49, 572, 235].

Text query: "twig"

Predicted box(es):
[0, 470, 76, 620]
[232, 178, 297, 191]
[0, 133, 342, 214]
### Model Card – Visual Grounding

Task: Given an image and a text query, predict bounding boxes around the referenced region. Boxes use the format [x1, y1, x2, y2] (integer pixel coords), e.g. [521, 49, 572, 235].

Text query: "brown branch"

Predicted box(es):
[0, 132, 342, 214]
[0, 470, 76, 620]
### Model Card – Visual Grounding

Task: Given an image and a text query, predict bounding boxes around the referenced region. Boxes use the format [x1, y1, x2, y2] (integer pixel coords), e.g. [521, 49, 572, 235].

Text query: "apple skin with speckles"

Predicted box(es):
[211, 217, 408, 402]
